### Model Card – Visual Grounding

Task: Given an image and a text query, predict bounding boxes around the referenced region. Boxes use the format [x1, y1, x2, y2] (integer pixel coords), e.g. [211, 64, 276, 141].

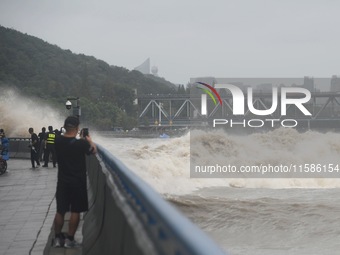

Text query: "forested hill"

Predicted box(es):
[0, 25, 177, 129]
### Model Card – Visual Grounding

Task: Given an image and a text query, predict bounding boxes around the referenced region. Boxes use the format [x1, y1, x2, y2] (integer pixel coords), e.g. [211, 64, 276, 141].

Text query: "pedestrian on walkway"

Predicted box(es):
[38, 127, 46, 162]
[53, 116, 97, 248]
[0, 129, 9, 175]
[28, 128, 40, 169]
[43, 126, 57, 168]
[0, 129, 9, 160]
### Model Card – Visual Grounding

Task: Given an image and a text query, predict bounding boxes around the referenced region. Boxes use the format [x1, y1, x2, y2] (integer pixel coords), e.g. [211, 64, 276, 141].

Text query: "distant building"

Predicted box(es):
[190, 77, 217, 86]
[227, 82, 248, 90]
[134, 58, 150, 74]
[330, 75, 340, 92]
[255, 83, 273, 92]
[190, 77, 252, 91]
[151, 66, 159, 76]
[303, 76, 315, 91]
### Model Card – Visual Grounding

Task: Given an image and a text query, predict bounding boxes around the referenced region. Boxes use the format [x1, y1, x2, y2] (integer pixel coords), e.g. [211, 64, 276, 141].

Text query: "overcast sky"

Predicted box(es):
[0, 0, 339, 85]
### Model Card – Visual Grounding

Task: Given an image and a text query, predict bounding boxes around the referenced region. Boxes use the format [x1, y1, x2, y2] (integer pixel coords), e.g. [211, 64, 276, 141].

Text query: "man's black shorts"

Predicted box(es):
[56, 183, 88, 214]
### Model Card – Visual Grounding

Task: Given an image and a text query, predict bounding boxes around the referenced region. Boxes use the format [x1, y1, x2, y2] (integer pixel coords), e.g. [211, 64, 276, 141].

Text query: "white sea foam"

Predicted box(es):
[0, 88, 64, 136]
[96, 128, 340, 195]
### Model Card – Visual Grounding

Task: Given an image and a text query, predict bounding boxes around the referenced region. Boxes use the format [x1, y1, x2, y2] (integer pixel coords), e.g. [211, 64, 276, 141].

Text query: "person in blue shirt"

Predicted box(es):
[0, 129, 9, 175]
[0, 129, 9, 161]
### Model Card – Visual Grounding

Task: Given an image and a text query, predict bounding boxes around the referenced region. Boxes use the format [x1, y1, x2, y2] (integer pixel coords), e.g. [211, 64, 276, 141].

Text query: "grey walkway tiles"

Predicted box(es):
[0, 159, 82, 255]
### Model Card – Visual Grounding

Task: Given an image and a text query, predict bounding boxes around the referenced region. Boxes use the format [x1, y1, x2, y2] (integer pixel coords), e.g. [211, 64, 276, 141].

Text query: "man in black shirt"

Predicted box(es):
[28, 128, 40, 169]
[53, 116, 97, 248]
[38, 127, 46, 162]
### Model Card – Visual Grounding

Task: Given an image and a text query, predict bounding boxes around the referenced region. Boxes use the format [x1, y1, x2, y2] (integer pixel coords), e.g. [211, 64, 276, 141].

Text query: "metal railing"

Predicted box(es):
[7, 137, 30, 159]
[83, 144, 227, 255]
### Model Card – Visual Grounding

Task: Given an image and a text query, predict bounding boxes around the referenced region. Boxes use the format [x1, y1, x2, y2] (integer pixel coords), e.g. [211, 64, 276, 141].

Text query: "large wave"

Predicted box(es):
[97, 129, 340, 195]
[0, 88, 64, 136]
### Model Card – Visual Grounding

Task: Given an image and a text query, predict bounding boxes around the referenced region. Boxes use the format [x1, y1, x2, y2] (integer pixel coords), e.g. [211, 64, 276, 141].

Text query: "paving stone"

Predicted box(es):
[0, 159, 58, 255]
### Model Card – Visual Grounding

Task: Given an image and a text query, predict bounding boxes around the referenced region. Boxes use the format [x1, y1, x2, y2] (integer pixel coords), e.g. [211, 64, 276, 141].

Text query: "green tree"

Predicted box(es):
[0, 25, 178, 130]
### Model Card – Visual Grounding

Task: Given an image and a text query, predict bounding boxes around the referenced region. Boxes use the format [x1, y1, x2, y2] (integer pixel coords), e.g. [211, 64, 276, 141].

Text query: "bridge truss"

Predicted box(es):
[137, 92, 340, 128]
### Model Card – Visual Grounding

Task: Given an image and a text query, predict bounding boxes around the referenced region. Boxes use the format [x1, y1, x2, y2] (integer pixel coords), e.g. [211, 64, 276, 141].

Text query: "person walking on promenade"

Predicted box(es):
[28, 128, 40, 169]
[53, 116, 97, 248]
[38, 127, 46, 162]
[43, 126, 57, 167]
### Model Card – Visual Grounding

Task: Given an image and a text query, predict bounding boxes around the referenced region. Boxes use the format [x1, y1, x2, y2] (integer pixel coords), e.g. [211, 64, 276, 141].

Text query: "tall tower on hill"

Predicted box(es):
[134, 58, 150, 74]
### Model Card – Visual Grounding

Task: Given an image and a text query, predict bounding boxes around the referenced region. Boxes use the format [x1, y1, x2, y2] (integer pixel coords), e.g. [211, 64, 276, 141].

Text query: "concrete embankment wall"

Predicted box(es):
[7, 138, 31, 159]
[83, 145, 227, 255]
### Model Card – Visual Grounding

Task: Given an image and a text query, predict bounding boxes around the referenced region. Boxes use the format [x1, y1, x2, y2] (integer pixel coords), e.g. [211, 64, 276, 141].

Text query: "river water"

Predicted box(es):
[95, 130, 340, 255]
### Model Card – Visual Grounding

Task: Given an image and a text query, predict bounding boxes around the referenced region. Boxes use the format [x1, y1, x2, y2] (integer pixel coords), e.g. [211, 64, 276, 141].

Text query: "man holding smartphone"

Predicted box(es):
[53, 116, 97, 248]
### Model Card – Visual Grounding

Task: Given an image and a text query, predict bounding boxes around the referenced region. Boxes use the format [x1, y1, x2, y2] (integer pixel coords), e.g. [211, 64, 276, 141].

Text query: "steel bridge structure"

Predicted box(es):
[137, 92, 340, 129]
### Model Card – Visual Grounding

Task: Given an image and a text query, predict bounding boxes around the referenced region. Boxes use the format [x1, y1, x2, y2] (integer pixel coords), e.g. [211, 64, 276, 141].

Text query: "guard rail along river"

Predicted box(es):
[8, 138, 227, 255]
[83, 144, 227, 254]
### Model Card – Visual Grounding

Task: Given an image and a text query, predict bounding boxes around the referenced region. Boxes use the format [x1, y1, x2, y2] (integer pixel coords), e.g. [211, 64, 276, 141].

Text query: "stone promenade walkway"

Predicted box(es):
[0, 159, 82, 255]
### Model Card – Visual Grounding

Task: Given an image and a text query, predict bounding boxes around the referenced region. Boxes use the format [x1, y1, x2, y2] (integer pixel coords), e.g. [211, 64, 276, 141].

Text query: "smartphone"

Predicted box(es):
[82, 128, 89, 137]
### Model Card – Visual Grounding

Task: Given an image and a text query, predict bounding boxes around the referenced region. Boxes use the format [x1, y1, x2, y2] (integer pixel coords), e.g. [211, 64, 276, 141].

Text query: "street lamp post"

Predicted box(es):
[65, 97, 81, 118]
[158, 102, 163, 126]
